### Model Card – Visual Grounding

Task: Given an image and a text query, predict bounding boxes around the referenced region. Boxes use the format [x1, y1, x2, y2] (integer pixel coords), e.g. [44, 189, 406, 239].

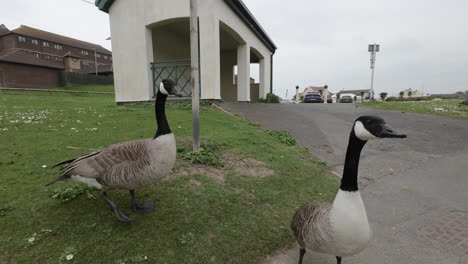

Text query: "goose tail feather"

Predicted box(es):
[52, 158, 76, 168]
[45, 175, 69, 186]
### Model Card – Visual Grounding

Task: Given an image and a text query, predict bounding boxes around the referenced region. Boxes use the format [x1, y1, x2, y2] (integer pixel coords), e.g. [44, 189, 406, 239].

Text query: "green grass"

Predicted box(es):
[358, 99, 468, 118]
[0, 90, 337, 264]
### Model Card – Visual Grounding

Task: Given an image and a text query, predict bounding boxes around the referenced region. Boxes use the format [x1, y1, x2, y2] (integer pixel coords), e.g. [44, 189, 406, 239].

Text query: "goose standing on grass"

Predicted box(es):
[291, 116, 407, 264]
[46, 79, 182, 223]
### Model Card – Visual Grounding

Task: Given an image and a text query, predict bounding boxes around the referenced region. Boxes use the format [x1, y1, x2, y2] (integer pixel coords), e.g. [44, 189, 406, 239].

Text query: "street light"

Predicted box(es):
[323, 84, 328, 104]
[368, 43, 380, 101]
[295, 85, 299, 104]
[92, 47, 98, 76]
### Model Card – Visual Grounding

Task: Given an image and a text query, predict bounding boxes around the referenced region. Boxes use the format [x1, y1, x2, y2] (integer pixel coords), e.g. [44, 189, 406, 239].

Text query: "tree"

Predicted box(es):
[408, 91, 412, 98]
[336, 93, 341, 100]
[380, 92, 388, 101]
[399, 91, 404, 98]
[360, 91, 365, 102]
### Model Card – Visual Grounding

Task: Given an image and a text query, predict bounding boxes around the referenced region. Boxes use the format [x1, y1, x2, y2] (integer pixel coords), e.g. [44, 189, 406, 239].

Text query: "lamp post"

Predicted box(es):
[190, 0, 200, 151]
[295, 85, 299, 104]
[92, 47, 98, 76]
[323, 84, 328, 104]
[368, 43, 380, 101]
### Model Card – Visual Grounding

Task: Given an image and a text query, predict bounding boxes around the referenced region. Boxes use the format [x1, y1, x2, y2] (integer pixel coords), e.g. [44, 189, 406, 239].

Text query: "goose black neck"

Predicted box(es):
[340, 128, 367, 192]
[154, 91, 171, 139]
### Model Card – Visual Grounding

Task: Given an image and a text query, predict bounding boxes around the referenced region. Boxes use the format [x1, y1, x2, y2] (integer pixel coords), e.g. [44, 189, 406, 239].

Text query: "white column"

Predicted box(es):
[237, 44, 250, 101]
[199, 15, 221, 99]
[259, 55, 270, 98]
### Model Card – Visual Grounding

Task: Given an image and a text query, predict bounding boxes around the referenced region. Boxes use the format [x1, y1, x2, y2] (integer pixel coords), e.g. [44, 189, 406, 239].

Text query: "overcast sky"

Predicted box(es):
[2, 0, 467, 98]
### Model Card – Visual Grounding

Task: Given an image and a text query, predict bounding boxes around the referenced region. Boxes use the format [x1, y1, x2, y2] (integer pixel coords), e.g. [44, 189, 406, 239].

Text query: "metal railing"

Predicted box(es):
[150, 59, 192, 98]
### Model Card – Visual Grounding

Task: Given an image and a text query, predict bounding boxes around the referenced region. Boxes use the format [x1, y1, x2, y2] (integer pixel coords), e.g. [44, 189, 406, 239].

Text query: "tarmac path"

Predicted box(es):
[219, 102, 468, 264]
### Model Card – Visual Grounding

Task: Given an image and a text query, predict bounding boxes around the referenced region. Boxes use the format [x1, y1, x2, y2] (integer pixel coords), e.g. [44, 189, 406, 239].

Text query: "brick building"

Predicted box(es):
[0, 24, 113, 88]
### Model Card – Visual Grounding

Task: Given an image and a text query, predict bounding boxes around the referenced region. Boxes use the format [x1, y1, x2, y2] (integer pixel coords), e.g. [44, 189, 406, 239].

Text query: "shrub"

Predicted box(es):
[259, 93, 280, 103]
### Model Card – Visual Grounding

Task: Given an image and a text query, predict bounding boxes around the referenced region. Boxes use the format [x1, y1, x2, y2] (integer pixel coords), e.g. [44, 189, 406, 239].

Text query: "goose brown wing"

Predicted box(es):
[61, 139, 150, 179]
[291, 201, 332, 248]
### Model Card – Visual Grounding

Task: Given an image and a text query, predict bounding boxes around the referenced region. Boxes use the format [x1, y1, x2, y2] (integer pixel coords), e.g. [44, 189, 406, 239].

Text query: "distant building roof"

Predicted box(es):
[299, 86, 334, 97]
[0, 24, 10, 37]
[0, 49, 64, 69]
[11, 25, 111, 55]
[338, 89, 370, 96]
[95, 0, 277, 53]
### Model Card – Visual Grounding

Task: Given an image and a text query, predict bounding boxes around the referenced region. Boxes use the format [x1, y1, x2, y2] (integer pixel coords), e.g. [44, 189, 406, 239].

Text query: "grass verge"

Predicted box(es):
[358, 99, 468, 118]
[0, 90, 337, 264]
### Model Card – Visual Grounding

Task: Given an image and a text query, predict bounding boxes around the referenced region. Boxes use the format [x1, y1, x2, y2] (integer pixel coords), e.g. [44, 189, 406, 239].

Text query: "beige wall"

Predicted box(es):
[107, 0, 273, 102]
[220, 51, 237, 101]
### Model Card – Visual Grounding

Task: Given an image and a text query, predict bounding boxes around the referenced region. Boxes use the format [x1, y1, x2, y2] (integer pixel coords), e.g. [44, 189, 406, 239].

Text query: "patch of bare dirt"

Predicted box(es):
[221, 152, 275, 179]
[175, 163, 226, 184]
[169, 152, 275, 184]
[187, 179, 202, 188]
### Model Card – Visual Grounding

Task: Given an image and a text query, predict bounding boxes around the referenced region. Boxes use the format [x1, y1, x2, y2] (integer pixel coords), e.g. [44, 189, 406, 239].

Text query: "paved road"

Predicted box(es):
[219, 102, 468, 264]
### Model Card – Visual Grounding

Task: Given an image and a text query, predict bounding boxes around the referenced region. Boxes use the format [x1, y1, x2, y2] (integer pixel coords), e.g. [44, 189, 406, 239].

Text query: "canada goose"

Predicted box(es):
[291, 116, 406, 264]
[46, 79, 182, 223]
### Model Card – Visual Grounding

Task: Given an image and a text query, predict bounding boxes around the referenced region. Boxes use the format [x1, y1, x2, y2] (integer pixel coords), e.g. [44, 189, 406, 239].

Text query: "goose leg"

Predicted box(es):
[298, 248, 306, 264]
[129, 190, 155, 215]
[336, 256, 342, 264]
[100, 191, 133, 223]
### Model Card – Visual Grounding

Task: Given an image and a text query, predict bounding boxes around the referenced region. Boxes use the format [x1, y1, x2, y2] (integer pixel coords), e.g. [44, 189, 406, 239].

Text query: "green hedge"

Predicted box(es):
[59, 72, 113, 86]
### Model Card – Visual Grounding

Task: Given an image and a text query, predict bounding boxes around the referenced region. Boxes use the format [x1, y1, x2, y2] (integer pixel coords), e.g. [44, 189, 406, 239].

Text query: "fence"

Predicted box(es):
[150, 60, 193, 98]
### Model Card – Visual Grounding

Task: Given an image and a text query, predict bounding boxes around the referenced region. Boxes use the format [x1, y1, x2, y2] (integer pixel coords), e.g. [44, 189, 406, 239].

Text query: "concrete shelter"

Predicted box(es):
[96, 0, 276, 103]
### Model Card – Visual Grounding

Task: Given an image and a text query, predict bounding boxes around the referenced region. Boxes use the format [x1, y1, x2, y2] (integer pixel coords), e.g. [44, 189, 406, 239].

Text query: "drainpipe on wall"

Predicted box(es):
[270, 52, 274, 94]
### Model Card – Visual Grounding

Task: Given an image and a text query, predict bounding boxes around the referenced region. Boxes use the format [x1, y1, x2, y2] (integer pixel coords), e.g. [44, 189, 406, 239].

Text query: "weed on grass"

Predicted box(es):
[0, 204, 16, 216]
[50, 184, 97, 201]
[183, 149, 223, 167]
[266, 130, 297, 146]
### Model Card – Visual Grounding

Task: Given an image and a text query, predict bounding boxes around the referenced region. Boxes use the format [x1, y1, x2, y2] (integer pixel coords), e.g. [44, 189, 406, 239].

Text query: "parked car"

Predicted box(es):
[304, 92, 323, 103]
[339, 95, 353, 103]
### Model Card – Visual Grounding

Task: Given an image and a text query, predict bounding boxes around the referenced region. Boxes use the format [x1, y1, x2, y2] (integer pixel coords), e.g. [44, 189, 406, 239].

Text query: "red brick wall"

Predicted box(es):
[0, 62, 60, 88]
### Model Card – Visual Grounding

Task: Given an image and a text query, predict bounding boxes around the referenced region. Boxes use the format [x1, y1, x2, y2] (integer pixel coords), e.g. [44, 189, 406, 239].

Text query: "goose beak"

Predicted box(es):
[170, 90, 183, 97]
[377, 124, 407, 138]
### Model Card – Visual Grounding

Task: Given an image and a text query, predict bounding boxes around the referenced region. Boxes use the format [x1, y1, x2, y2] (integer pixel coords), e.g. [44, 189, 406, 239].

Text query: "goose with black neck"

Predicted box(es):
[46, 79, 182, 223]
[291, 116, 407, 264]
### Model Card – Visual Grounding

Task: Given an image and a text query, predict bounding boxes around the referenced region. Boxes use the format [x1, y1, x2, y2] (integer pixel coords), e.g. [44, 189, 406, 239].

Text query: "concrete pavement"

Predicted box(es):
[218, 102, 468, 264]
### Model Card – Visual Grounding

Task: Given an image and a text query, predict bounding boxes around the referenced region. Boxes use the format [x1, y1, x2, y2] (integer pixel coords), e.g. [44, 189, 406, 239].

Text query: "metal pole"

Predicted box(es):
[370, 66, 375, 101]
[190, 0, 200, 151]
[94, 49, 98, 75]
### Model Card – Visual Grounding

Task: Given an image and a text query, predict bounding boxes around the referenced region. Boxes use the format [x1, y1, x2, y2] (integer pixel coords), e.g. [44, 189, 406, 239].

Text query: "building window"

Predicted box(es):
[96, 53, 101, 58]
[44, 55, 51, 60]
[31, 39, 39, 45]
[81, 61, 90, 66]
[32, 52, 40, 58]
[54, 44, 63, 50]
[104, 55, 108, 60]
[55, 56, 64, 62]
[43, 41, 50, 47]
[81, 50, 89, 56]
[18, 36, 26, 43]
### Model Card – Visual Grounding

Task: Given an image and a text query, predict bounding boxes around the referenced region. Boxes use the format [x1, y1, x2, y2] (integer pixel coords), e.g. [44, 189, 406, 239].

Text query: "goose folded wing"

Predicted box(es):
[62, 140, 149, 179]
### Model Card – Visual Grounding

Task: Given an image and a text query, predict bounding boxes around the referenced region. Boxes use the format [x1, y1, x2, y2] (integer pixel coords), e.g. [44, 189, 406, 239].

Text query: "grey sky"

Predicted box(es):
[2, 0, 467, 98]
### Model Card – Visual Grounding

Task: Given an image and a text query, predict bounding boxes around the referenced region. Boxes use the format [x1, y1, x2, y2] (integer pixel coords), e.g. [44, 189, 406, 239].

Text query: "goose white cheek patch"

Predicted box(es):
[354, 121, 377, 140]
[159, 82, 169, 95]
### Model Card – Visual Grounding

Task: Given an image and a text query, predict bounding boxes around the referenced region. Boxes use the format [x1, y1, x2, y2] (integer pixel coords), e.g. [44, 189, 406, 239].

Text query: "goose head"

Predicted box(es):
[159, 79, 183, 97]
[353, 116, 407, 141]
